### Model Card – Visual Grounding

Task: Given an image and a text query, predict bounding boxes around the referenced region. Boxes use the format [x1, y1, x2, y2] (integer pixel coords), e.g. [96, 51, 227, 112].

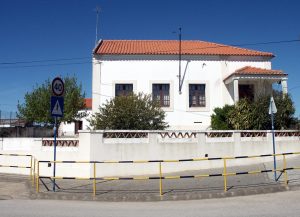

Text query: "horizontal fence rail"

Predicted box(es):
[36, 152, 300, 196]
[0, 153, 35, 186]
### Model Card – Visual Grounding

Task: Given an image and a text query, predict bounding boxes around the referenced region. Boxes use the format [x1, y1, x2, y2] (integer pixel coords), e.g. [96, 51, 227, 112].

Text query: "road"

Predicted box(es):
[1, 189, 300, 217]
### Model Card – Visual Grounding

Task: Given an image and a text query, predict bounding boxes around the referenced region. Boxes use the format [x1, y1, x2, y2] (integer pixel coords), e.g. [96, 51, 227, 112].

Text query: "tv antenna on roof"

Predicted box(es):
[94, 6, 101, 46]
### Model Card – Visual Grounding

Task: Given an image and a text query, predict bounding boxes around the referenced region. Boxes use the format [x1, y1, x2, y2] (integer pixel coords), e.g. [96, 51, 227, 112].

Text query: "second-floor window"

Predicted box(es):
[115, 83, 133, 96]
[152, 84, 170, 107]
[189, 84, 206, 107]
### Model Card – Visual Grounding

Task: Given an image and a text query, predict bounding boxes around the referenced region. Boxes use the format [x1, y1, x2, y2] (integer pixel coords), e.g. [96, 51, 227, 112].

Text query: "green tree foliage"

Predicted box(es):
[228, 98, 254, 130]
[89, 93, 168, 130]
[273, 92, 296, 129]
[249, 92, 296, 130]
[250, 94, 270, 130]
[211, 105, 234, 130]
[211, 91, 296, 130]
[17, 76, 86, 125]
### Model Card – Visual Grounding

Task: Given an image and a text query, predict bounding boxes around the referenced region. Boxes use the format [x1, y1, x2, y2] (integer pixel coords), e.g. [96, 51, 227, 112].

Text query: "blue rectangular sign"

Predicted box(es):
[51, 96, 64, 117]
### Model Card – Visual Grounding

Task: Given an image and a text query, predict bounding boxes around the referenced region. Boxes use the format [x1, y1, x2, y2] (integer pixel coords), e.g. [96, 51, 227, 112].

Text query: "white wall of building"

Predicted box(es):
[92, 55, 271, 129]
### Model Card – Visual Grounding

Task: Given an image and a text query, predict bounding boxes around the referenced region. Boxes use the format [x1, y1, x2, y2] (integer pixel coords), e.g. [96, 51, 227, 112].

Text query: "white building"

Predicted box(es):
[59, 98, 92, 136]
[92, 40, 288, 130]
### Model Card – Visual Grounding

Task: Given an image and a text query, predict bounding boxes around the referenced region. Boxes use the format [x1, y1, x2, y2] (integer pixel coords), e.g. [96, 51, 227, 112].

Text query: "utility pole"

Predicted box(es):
[178, 27, 182, 94]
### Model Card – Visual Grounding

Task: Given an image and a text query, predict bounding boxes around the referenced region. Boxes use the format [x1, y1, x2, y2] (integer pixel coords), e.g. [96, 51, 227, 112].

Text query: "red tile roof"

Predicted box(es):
[84, 98, 92, 109]
[94, 40, 274, 57]
[224, 66, 287, 81]
[235, 66, 285, 76]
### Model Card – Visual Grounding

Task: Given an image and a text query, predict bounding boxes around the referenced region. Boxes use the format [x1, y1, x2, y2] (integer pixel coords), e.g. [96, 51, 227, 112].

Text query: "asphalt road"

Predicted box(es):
[1, 189, 300, 217]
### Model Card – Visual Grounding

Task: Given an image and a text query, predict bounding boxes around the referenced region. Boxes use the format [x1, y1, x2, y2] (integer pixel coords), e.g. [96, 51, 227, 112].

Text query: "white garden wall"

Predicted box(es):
[1, 130, 299, 178]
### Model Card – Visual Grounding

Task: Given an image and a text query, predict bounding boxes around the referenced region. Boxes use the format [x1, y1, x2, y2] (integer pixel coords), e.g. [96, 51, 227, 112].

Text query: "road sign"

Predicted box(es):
[51, 96, 64, 117]
[52, 77, 64, 96]
[269, 96, 277, 114]
[269, 96, 277, 181]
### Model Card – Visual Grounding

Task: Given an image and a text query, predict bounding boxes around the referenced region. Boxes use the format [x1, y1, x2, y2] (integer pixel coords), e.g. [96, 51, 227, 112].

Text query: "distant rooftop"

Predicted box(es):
[84, 98, 92, 109]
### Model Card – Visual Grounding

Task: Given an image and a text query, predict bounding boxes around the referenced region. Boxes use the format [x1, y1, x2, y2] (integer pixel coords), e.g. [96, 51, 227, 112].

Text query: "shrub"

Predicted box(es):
[89, 93, 168, 130]
[211, 105, 234, 130]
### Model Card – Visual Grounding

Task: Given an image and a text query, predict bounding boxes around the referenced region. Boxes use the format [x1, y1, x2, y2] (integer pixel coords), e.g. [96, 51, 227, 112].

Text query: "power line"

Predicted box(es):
[135, 39, 300, 55]
[289, 85, 300, 91]
[0, 61, 91, 69]
[0, 38, 299, 69]
[233, 39, 300, 47]
[0, 57, 90, 65]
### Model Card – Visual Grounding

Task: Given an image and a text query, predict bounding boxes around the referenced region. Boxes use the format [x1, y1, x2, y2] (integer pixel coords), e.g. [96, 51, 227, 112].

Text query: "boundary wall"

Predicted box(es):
[0, 130, 299, 177]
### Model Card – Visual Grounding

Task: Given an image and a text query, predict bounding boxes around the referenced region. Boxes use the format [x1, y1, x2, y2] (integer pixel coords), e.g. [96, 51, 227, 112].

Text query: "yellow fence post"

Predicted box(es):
[223, 159, 227, 192]
[33, 159, 36, 186]
[159, 162, 163, 196]
[36, 161, 40, 193]
[93, 162, 96, 197]
[283, 155, 288, 186]
[30, 155, 33, 182]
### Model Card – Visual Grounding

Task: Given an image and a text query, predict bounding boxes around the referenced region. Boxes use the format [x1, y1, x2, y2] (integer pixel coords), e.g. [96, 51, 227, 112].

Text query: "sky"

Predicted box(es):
[0, 0, 300, 118]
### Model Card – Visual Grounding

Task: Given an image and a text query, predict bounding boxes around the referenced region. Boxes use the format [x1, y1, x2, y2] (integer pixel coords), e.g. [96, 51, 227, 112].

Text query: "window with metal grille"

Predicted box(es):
[152, 84, 170, 107]
[189, 84, 206, 107]
[115, 84, 133, 96]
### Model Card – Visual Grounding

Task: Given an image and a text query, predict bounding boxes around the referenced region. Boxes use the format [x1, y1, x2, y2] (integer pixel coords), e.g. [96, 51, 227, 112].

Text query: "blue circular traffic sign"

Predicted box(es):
[52, 77, 64, 96]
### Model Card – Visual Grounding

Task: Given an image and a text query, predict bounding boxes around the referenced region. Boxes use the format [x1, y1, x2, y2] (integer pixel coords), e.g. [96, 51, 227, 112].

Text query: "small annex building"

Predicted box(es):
[92, 40, 288, 130]
[59, 98, 92, 136]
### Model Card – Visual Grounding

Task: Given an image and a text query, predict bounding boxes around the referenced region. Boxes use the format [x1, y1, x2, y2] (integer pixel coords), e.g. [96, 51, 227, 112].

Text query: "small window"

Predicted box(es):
[189, 84, 206, 107]
[152, 84, 170, 107]
[115, 84, 133, 96]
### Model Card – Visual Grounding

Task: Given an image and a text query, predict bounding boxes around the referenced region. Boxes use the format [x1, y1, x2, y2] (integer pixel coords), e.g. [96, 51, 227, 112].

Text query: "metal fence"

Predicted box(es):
[0, 110, 24, 127]
[0, 127, 53, 137]
[35, 152, 300, 197]
[0, 153, 35, 186]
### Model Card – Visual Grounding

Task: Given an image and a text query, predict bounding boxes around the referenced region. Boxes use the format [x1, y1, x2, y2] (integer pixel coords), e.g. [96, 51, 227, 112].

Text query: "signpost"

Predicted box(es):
[269, 96, 277, 181]
[51, 77, 64, 192]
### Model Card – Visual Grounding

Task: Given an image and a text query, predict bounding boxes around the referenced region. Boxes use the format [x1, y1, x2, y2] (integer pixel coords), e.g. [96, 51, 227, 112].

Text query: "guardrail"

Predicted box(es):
[0, 153, 35, 186]
[35, 152, 300, 197]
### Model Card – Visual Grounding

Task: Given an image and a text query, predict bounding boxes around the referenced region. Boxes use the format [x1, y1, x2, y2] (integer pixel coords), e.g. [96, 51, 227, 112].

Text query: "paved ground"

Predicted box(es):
[0, 173, 33, 200]
[2, 190, 300, 217]
[0, 158, 300, 201]
[1, 155, 300, 201]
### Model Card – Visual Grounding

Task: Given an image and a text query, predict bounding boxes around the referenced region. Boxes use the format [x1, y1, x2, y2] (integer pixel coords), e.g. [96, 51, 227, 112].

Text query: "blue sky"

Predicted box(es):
[0, 0, 300, 118]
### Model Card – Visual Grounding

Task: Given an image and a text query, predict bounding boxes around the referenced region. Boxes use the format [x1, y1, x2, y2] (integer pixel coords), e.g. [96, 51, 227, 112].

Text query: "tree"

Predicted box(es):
[17, 76, 86, 125]
[249, 92, 296, 130]
[211, 91, 297, 130]
[89, 93, 168, 130]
